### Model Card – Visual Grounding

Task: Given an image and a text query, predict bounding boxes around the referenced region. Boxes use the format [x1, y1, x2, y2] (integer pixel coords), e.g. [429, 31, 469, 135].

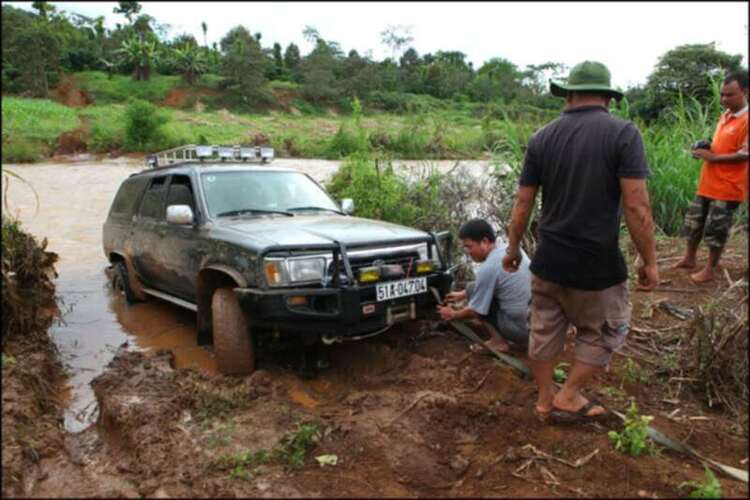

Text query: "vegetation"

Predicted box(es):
[608, 401, 656, 457]
[680, 467, 723, 499]
[2, 2, 748, 238]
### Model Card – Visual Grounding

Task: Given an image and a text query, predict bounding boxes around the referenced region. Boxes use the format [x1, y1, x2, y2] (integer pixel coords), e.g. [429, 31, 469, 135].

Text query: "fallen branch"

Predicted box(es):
[385, 392, 430, 427]
[459, 369, 492, 395]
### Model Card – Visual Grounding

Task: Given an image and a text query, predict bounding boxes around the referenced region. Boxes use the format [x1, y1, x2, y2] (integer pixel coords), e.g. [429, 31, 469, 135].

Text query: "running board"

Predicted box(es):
[141, 287, 198, 312]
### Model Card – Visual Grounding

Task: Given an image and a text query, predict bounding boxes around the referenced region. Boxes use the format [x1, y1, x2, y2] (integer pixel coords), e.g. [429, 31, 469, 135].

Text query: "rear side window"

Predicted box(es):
[138, 176, 168, 220]
[110, 177, 148, 216]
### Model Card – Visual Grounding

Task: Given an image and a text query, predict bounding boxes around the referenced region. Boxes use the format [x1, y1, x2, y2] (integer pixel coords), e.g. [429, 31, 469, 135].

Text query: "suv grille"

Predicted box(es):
[328, 251, 421, 278]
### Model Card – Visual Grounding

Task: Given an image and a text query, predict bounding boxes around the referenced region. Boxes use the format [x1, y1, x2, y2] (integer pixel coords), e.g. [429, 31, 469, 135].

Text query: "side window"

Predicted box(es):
[138, 176, 168, 220]
[110, 177, 147, 216]
[166, 175, 196, 213]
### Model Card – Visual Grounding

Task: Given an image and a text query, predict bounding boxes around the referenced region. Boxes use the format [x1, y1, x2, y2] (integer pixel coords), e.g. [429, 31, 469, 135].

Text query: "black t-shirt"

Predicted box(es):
[519, 105, 651, 290]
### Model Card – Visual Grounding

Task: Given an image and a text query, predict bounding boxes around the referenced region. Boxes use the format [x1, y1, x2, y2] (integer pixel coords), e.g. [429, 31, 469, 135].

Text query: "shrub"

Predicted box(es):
[608, 400, 656, 457]
[123, 98, 168, 152]
[680, 467, 723, 499]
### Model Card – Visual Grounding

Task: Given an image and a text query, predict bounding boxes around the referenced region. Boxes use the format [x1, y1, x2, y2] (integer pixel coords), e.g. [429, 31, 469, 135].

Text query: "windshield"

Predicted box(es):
[200, 170, 341, 218]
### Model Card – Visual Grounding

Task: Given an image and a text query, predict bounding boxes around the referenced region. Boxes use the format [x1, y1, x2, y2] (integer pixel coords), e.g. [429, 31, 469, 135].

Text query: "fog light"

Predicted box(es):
[287, 295, 308, 306]
[359, 266, 380, 283]
[416, 260, 433, 274]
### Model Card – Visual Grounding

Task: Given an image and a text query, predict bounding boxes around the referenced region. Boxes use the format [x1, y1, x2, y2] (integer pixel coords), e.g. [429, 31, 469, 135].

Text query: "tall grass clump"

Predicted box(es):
[642, 84, 720, 235]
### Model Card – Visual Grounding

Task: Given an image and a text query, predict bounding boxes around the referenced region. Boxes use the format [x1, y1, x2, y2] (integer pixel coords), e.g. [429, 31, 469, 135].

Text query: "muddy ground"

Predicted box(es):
[2, 159, 748, 497]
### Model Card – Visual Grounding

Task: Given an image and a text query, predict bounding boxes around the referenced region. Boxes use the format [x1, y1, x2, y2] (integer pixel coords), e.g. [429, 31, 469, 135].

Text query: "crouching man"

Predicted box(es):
[437, 218, 531, 353]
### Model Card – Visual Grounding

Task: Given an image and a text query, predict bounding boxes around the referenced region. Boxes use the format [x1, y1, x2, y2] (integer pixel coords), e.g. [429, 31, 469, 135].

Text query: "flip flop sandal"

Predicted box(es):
[549, 399, 609, 424]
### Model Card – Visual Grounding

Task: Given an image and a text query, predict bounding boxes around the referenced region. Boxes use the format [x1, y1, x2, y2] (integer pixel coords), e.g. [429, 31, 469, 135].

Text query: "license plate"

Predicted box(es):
[376, 277, 427, 302]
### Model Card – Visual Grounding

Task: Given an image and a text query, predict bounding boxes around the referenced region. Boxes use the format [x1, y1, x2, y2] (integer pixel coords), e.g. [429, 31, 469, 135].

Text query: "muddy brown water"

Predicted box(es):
[2, 156, 496, 433]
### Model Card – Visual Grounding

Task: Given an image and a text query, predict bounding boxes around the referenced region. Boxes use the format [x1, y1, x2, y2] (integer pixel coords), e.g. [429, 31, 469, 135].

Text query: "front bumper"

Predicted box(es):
[234, 271, 452, 338]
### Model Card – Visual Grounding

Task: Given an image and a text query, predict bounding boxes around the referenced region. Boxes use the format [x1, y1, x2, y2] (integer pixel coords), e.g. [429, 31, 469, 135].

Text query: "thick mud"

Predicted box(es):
[2, 157, 748, 497]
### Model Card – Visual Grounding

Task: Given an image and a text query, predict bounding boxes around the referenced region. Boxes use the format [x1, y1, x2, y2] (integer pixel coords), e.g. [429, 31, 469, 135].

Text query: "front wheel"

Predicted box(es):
[112, 262, 141, 304]
[212, 287, 256, 375]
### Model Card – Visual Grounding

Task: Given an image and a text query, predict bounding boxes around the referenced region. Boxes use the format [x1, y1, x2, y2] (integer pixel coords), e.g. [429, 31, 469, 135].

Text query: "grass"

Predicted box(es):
[2, 97, 80, 162]
[75, 71, 183, 104]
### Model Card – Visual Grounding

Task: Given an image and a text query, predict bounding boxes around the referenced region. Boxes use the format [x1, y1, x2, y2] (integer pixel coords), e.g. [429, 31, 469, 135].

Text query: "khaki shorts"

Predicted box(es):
[528, 275, 631, 367]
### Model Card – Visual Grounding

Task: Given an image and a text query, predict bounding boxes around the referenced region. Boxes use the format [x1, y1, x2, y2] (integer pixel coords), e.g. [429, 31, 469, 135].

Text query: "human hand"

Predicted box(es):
[445, 290, 466, 303]
[503, 246, 522, 272]
[436, 304, 454, 321]
[636, 262, 659, 291]
[691, 149, 715, 162]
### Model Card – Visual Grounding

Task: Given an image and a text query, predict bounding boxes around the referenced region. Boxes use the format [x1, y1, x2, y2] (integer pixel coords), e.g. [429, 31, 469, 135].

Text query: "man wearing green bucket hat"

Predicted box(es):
[502, 61, 658, 423]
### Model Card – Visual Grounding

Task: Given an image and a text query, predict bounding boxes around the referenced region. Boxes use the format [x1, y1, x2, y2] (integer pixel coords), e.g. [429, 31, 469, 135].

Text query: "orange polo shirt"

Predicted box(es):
[697, 106, 749, 202]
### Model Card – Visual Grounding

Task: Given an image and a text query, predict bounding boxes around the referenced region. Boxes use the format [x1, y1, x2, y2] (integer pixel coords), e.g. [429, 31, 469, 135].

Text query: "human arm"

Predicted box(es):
[692, 148, 749, 164]
[620, 177, 658, 291]
[503, 185, 539, 272]
[444, 290, 467, 303]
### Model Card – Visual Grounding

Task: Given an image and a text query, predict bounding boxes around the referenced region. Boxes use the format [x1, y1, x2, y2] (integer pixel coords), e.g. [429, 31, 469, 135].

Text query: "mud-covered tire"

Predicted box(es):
[112, 262, 140, 304]
[212, 287, 256, 376]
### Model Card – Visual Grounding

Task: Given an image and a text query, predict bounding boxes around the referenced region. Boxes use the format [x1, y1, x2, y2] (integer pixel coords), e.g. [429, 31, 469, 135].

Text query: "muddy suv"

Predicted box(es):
[103, 145, 453, 375]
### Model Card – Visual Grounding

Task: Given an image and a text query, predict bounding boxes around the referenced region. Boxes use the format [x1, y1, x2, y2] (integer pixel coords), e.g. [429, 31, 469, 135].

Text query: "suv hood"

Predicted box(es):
[219, 215, 429, 248]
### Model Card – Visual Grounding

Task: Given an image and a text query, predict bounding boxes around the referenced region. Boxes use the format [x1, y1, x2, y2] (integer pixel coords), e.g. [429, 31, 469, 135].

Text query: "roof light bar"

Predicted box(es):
[260, 147, 274, 163]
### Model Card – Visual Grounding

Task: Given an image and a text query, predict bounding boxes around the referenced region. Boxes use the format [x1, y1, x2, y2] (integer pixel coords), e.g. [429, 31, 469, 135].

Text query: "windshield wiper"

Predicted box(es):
[286, 206, 342, 214]
[216, 208, 294, 218]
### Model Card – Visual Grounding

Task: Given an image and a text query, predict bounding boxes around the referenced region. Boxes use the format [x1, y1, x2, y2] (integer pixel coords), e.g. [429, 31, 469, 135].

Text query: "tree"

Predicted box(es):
[201, 21, 207, 47]
[283, 42, 301, 82]
[300, 38, 339, 103]
[271, 42, 284, 80]
[470, 57, 523, 102]
[219, 25, 269, 104]
[640, 43, 743, 121]
[117, 35, 158, 80]
[171, 42, 207, 85]
[380, 24, 413, 61]
[113, 1, 141, 24]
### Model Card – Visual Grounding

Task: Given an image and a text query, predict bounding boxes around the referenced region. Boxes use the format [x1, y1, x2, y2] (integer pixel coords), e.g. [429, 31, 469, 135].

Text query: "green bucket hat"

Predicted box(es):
[550, 61, 624, 101]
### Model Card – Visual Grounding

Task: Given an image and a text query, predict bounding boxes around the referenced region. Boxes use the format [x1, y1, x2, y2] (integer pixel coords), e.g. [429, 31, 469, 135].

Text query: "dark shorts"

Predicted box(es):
[528, 275, 630, 367]
[683, 195, 740, 249]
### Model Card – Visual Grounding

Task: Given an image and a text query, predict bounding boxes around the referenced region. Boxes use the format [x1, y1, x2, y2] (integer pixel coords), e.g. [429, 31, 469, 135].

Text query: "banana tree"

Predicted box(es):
[171, 43, 208, 85]
[116, 36, 158, 81]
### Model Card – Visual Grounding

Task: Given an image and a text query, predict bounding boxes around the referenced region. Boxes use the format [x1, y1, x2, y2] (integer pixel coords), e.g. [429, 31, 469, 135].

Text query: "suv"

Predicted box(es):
[103, 145, 453, 375]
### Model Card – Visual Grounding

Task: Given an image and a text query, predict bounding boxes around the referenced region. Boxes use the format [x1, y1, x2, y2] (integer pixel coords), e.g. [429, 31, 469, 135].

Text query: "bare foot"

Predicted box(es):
[485, 337, 510, 353]
[690, 267, 714, 283]
[674, 258, 697, 269]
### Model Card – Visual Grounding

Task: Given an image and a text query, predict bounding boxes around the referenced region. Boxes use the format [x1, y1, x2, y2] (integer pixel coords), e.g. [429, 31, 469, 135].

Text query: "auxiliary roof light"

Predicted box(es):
[260, 147, 274, 163]
[240, 146, 257, 161]
[218, 146, 234, 161]
[195, 145, 213, 159]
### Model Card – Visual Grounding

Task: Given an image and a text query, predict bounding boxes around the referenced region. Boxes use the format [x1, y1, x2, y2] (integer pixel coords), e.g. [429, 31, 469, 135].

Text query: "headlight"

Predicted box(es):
[288, 257, 326, 283]
[264, 255, 328, 287]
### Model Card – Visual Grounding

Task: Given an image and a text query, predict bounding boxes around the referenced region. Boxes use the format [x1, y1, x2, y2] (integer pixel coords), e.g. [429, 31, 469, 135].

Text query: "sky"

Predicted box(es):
[7, 1, 749, 89]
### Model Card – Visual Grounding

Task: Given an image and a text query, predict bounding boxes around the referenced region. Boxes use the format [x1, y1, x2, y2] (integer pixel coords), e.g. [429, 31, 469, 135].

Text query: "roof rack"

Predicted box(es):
[146, 144, 274, 168]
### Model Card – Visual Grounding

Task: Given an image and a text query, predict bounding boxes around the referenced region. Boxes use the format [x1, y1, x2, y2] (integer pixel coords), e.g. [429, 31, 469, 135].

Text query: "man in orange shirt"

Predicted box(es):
[676, 72, 749, 283]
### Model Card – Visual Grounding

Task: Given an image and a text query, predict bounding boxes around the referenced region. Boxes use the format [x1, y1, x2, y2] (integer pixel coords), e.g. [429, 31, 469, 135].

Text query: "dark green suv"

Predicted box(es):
[103, 145, 453, 375]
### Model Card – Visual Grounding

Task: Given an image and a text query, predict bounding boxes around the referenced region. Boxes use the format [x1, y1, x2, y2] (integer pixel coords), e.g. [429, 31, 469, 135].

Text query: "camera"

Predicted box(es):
[691, 139, 712, 150]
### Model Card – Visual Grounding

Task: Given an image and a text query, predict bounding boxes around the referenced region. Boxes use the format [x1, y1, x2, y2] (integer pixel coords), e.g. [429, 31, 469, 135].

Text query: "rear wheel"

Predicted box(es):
[212, 287, 256, 375]
[112, 262, 140, 304]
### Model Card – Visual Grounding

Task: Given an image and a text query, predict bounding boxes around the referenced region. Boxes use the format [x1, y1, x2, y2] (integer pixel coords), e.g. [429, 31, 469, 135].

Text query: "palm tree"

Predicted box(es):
[201, 21, 208, 47]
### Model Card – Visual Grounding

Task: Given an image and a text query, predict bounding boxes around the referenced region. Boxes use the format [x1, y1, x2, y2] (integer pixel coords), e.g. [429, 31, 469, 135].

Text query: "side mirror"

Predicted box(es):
[340, 198, 354, 215]
[166, 205, 194, 225]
